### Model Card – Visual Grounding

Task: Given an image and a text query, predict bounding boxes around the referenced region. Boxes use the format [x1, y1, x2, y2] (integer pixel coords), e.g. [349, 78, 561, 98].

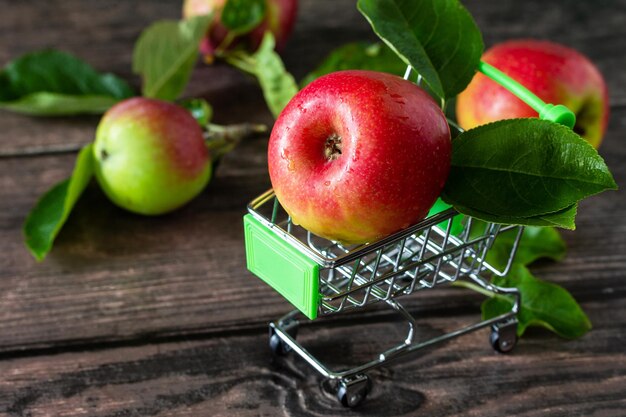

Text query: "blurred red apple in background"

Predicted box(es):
[268, 70, 451, 244]
[183, 0, 297, 58]
[456, 39, 609, 148]
[93, 98, 212, 215]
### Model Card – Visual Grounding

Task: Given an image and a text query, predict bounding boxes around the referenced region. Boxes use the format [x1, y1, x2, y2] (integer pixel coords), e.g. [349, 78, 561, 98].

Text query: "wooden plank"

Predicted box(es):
[0, 297, 624, 416]
[0, 103, 624, 353]
[1, 0, 626, 155]
[0, 0, 170, 156]
[0, 1, 624, 414]
[463, 0, 626, 107]
[0, 0, 371, 155]
[0, 0, 625, 351]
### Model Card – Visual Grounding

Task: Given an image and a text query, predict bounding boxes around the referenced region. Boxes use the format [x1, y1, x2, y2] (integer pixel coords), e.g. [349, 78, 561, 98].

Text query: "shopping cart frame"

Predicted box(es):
[243, 61, 575, 407]
[245, 190, 522, 407]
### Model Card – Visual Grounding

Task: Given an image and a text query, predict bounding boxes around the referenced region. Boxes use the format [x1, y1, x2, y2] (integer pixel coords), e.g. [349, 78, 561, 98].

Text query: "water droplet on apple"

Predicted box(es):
[324, 181, 331, 186]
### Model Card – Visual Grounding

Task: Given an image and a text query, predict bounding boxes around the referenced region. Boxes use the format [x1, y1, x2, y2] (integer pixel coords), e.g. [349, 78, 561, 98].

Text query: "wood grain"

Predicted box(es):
[1, 0, 625, 155]
[0, 0, 625, 415]
[0, 0, 624, 353]
[0, 115, 624, 351]
[0, 298, 624, 416]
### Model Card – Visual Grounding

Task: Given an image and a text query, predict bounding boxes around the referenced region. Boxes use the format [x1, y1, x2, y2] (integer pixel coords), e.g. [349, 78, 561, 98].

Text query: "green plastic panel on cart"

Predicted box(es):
[244, 214, 319, 320]
[428, 198, 464, 236]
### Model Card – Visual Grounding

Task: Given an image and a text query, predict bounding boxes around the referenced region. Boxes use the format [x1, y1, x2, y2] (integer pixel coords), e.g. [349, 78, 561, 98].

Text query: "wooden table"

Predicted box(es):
[1, 1, 625, 415]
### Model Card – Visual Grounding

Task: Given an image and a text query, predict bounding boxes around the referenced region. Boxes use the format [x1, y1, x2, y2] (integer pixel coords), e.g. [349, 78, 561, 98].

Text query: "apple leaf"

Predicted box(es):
[0, 50, 134, 115]
[535, 204, 579, 228]
[485, 225, 566, 271]
[453, 203, 578, 230]
[252, 33, 298, 117]
[357, 0, 483, 100]
[133, 15, 211, 101]
[301, 42, 407, 86]
[221, 0, 266, 35]
[482, 264, 591, 339]
[23, 144, 95, 261]
[226, 33, 298, 118]
[179, 97, 213, 127]
[442, 119, 617, 224]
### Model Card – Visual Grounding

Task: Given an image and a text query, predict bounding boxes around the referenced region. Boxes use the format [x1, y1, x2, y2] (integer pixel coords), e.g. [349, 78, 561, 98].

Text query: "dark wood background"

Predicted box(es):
[1, 0, 625, 415]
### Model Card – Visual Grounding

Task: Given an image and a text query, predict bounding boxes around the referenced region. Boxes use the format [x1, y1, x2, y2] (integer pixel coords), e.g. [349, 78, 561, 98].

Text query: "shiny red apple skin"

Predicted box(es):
[456, 39, 609, 148]
[268, 70, 452, 244]
[183, 0, 297, 56]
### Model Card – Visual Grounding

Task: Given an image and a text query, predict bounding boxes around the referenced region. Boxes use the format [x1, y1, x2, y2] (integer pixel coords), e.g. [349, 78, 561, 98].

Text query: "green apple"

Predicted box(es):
[93, 97, 211, 215]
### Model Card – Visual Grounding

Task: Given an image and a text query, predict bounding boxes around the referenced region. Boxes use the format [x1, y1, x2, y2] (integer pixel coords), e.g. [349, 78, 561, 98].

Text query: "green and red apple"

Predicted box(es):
[93, 97, 211, 215]
[183, 0, 298, 58]
[456, 39, 609, 148]
[268, 70, 451, 244]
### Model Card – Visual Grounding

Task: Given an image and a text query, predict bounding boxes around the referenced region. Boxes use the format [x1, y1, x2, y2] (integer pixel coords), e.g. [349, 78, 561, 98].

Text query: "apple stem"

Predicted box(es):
[222, 51, 257, 75]
[446, 118, 464, 135]
[204, 122, 268, 162]
[214, 32, 238, 57]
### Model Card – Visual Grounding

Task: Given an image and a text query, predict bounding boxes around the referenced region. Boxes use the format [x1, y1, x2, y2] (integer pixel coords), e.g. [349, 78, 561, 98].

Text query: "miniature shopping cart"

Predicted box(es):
[243, 63, 576, 407]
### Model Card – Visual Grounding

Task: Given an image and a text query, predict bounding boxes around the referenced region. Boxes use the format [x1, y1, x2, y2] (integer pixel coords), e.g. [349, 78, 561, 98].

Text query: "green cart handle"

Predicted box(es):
[477, 61, 576, 129]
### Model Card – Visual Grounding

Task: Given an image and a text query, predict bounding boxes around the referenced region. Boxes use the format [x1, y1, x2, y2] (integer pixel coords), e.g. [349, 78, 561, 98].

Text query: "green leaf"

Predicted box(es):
[253, 33, 298, 117]
[221, 0, 266, 35]
[301, 42, 408, 86]
[536, 204, 579, 228]
[357, 0, 483, 99]
[487, 226, 566, 271]
[0, 50, 133, 115]
[179, 97, 213, 127]
[442, 119, 617, 222]
[227, 33, 298, 118]
[133, 15, 212, 101]
[23, 144, 95, 261]
[482, 264, 591, 339]
[453, 202, 578, 230]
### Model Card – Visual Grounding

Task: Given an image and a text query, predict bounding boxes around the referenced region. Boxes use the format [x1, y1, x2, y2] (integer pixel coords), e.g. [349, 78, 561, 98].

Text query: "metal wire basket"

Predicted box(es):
[246, 189, 522, 316]
[244, 188, 523, 407]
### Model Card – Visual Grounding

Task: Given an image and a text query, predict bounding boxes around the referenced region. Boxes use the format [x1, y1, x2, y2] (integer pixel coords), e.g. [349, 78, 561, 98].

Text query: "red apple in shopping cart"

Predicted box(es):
[268, 70, 452, 244]
[183, 0, 297, 58]
[456, 39, 609, 148]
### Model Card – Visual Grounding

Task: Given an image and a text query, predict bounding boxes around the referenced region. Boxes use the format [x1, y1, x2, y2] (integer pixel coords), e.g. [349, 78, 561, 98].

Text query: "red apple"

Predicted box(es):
[93, 98, 212, 215]
[182, 0, 298, 57]
[456, 39, 609, 148]
[268, 70, 452, 244]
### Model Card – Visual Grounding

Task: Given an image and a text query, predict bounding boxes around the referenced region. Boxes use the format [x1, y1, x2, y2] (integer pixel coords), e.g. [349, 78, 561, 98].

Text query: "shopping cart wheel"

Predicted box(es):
[337, 374, 371, 408]
[269, 319, 299, 356]
[269, 332, 291, 356]
[490, 318, 518, 353]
